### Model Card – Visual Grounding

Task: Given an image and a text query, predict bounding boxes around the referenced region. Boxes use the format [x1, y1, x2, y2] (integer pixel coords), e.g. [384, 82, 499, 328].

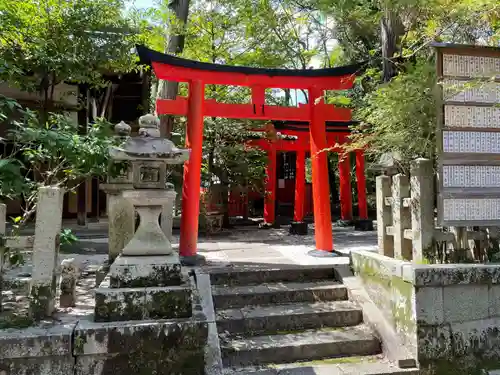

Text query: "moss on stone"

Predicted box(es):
[147, 288, 192, 319]
[0, 313, 34, 329]
[29, 284, 53, 320]
[95, 291, 144, 322]
[111, 264, 182, 288]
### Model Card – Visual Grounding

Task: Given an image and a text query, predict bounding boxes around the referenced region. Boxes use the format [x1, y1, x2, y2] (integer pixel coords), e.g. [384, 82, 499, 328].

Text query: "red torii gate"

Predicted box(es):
[248, 122, 368, 228]
[136, 45, 364, 261]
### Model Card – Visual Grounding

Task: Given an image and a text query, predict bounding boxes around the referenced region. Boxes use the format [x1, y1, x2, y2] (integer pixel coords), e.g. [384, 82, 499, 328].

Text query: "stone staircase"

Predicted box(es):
[209, 265, 419, 374]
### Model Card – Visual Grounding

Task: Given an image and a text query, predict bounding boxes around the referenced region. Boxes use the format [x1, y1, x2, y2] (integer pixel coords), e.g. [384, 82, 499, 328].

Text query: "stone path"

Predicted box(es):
[68, 224, 377, 267]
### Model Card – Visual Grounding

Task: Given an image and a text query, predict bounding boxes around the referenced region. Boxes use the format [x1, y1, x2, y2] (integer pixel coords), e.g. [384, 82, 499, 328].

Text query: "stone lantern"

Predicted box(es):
[94, 114, 193, 323]
[109, 114, 189, 256]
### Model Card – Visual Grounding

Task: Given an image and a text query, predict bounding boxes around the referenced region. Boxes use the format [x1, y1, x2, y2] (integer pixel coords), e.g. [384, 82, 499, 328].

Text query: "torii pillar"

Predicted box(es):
[308, 87, 333, 251]
[290, 150, 307, 235]
[179, 80, 205, 263]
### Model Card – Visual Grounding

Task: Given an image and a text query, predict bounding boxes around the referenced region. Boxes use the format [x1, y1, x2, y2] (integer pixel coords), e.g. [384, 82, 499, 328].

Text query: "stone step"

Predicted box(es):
[212, 281, 348, 309]
[220, 325, 381, 367]
[222, 360, 419, 374]
[210, 265, 339, 286]
[216, 301, 363, 335]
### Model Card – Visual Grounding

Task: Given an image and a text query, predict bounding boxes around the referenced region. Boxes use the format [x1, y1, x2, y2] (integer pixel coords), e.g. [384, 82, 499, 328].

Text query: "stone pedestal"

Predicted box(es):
[95, 254, 191, 322]
[121, 190, 176, 256]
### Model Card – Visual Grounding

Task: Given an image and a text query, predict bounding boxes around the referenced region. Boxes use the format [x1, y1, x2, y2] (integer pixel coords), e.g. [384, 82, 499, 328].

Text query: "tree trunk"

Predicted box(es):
[158, 0, 191, 138]
[380, 7, 404, 82]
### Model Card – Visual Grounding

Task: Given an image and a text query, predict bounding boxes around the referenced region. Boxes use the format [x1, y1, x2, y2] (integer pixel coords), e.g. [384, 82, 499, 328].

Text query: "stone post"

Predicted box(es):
[29, 186, 64, 319]
[59, 258, 80, 308]
[410, 158, 434, 262]
[100, 121, 135, 263]
[392, 174, 412, 260]
[376, 176, 394, 257]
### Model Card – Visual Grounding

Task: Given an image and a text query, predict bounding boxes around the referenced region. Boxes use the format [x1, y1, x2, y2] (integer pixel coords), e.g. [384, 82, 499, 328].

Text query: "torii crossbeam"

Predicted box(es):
[136, 45, 363, 262]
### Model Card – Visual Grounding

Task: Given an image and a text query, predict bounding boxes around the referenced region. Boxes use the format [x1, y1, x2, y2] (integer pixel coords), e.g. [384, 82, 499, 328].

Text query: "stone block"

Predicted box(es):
[145, 286, 193, 319]
[449, 318, 500, 358]
[0, 357, 74, 375]
[74, 319, 208, 356]
[413, 264, 500, 287]
[109, 254, 182, 288]
[443, 284, 489, 323]
[417, 324, 453, 360]
[75, 350, 205, 375]
[95, 284, 193, 322]
[0, 324, 74, 359]
[415, 286, 444, 325]
[94, 288, 146, 322]
[489, 285, 500, 317]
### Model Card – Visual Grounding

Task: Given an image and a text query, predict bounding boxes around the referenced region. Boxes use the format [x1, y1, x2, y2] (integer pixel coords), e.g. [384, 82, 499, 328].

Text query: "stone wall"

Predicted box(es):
[352, 250, 500, 375]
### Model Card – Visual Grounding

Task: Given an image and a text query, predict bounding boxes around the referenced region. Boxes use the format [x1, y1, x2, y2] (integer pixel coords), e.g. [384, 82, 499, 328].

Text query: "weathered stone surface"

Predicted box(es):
[443, 284, 489, 323]
[59, 258, 80, 308]
[109, 254, 182, 288]
[103, 189, 134, 262]
[413, 264, 500, 287]
[0, 357, 74, 375]
[0, 324, 75, 359]
[94, 288, 146, 322]
[351, 251, 417, 353]
[417, 325, 453, 360]
[29, 186, 64, 319]
[95, 283, 193, 322]
[415, 287, 444, 325]
[74, 319, 208, 375]
[121, 190, 176, 256]
[489, 285, 500, 317]
[76, 350, 204, 375]
[209, 265, 337, 286]
[212, 281, 348, 309]
[145, 286, 192, 319]
[221, 325, 380, 367]
[217, 301, 363, 335]
[449, 318, 500, 358]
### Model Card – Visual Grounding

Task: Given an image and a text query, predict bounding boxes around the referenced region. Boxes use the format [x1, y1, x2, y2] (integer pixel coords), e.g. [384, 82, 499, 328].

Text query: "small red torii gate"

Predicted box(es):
[136, 45, 365, 261]
[248, 123, 368, 227]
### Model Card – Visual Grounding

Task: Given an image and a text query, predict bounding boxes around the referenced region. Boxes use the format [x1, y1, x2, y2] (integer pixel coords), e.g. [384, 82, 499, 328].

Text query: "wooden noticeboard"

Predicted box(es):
[435, 43, 500, 226]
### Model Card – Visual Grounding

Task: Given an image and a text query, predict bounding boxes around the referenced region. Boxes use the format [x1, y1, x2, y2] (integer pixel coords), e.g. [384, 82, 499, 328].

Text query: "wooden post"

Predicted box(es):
[376, 176, 394, 257]
[410, 158, 434, 262]
[392, 174, 412, 260]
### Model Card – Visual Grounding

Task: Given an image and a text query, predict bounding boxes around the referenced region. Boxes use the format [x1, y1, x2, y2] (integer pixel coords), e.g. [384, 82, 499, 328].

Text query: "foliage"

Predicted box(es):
[0, 0, 148, 114]
[348, 59, 437, 172]
[0, 96, 119, 224]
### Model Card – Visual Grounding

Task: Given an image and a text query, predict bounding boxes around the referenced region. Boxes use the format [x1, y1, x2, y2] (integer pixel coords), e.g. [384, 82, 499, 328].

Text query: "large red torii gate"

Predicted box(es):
[136, 45, 364, 261]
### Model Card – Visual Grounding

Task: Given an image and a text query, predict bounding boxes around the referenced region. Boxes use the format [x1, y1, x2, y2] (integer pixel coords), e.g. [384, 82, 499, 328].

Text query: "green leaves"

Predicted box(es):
[0, 96, 118, 204]
[0, 0, 148, 110]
